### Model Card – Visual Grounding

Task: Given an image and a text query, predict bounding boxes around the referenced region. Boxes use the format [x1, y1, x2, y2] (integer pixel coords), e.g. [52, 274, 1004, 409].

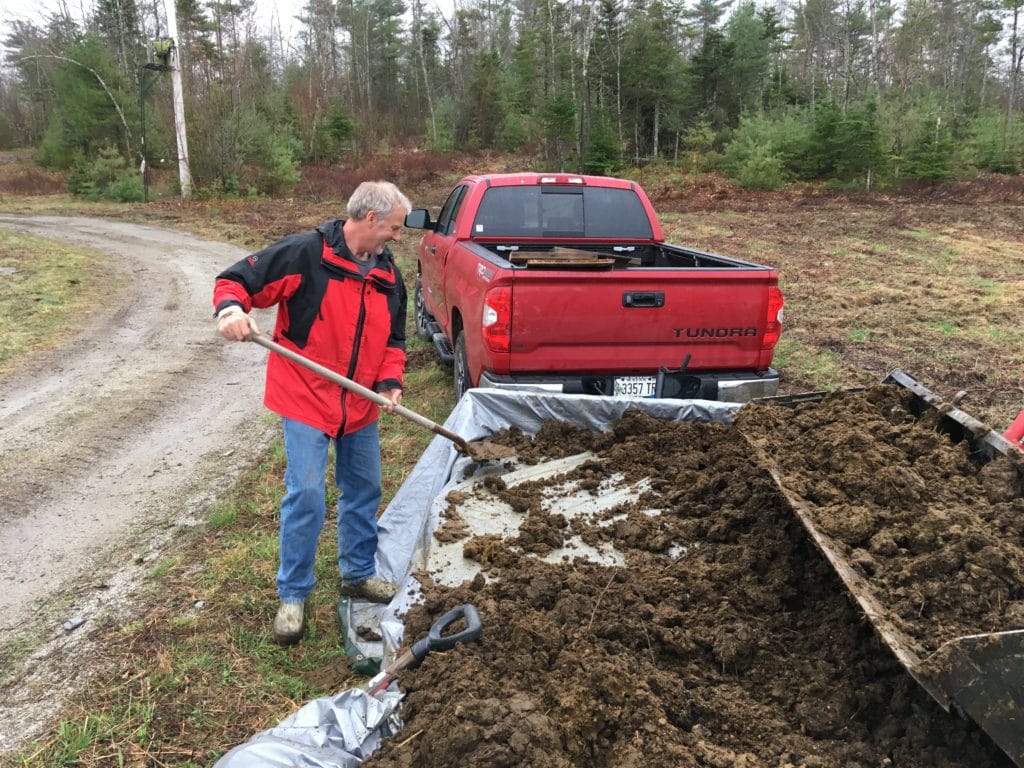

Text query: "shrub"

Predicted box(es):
[67, 146, 143, 201]
[965, 109, 1023, 174]
[105, 173, 144, 202]
[258, 135, 301, 196]
[735, 144, 787, 189]
[722, 109, 813, 180]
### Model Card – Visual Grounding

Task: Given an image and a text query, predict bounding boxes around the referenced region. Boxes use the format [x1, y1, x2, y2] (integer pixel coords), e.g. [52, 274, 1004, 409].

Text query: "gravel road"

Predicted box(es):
[0, 215, 277, 755]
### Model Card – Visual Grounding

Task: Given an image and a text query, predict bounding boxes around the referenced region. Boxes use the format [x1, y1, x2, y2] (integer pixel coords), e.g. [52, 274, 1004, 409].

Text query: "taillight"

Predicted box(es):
[763, 286, 784, 348]
[481, 285, 512, 353]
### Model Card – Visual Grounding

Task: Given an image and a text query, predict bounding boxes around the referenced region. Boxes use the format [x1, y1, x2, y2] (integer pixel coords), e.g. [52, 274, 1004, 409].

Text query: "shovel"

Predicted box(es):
[212, 604, 482, 768]
[251, 334, 515, 461]
[364, 603, 483, 696]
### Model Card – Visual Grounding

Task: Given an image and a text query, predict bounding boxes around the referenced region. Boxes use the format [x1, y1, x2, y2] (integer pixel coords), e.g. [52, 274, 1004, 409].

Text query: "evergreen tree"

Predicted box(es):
[835, 97, 884, 186]
[36, 36, 133, 169]
[725, 2, 771, 116]
[92, 0, 145, 78]
[683, 0, 734, 46]
[466, 50, 504, 147]
[620, 0, 690, 160]
[900, 112, 956, 180]
[691, 28, 736, 130]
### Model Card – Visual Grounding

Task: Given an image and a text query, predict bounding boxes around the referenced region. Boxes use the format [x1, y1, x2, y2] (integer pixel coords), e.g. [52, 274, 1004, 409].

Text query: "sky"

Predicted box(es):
[0, 0, 456, 40]
[1, 0, 304, 42]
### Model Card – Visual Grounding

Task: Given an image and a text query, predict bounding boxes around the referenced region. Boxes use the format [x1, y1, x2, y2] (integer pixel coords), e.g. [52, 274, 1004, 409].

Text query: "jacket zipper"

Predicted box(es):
[336, 283, 370, 438]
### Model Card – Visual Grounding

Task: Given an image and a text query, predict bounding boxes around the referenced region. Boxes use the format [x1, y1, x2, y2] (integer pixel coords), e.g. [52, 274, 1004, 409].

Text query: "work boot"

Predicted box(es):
[339, 576, 399, 604]
[272, 600, 306, 645]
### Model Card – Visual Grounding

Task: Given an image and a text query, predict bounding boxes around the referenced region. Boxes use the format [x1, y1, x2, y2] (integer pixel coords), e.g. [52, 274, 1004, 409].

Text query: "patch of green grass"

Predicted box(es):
[208, 501, 239, 528]
[965, 276, 1001, 295]
[147, 555, 182, 581]
[0, 230, 119, 376]
[50, 714, 116, 765]
[0, 589, 79, 675]
[983, 328, 1024, 350]
[772, 337, 848, 389]
[849, 328, 869, 342]
[930, 345, 962, 364]
[0, 629, 48, 683]
[898, 228, 938, 240]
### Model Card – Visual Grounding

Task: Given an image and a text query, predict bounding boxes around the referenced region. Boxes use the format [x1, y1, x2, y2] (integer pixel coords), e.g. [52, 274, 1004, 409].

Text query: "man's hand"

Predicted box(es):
[217, 306, 260, 341]
[378, 388, 403, 413]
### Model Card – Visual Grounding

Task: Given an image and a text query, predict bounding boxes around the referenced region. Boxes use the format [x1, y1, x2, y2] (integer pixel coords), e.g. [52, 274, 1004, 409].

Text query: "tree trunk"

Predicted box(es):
[412, 0, 437, 146]
[1008, 3, 1022, 142]
[652, 99, 660, 158]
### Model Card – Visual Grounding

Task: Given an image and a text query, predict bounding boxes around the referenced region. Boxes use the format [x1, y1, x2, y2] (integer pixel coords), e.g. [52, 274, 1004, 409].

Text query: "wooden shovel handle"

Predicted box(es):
[251, 334, 470, 451]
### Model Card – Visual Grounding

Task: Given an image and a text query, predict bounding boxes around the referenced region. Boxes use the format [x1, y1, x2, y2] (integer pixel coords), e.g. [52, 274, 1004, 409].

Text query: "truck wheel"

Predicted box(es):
[453, 330, 472, 401]
[414, 275, 433, 341]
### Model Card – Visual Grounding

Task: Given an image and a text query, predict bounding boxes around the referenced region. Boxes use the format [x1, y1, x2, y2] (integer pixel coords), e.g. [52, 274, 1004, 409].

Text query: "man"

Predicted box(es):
[213, 180, 411, 645]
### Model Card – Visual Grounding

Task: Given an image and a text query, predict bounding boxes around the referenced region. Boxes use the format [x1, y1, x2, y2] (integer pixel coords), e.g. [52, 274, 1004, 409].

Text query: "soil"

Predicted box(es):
[366, 386, 1022, 768]
[0, 215, 276, 755]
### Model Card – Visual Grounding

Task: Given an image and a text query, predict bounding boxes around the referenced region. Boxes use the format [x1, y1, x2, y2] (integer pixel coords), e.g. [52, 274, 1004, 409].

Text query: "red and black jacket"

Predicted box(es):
[213, 219, 407, 437]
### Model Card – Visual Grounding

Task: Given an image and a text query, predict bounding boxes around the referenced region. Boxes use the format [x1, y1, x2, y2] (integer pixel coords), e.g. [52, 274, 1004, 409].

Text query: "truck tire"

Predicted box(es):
[414, 275, 433, 341]
[454, 330, 472, 402]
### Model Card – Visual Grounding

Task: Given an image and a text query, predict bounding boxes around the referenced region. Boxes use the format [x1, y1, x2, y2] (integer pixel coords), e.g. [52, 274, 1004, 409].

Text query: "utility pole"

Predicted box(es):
[165, 0, 193, 198]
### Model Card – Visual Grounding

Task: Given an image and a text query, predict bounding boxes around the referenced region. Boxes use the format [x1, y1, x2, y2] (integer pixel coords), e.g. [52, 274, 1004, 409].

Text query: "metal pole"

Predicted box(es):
[139, 68, 148, 203]
[138, 63, 169, 204]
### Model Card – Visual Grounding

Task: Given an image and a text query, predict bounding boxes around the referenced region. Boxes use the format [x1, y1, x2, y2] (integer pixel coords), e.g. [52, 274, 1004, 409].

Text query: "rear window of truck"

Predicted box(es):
[472, 186, 654, 239]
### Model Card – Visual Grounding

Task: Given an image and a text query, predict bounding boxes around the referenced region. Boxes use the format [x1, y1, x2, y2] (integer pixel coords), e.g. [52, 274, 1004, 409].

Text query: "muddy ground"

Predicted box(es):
[367, 385, 1022, 768]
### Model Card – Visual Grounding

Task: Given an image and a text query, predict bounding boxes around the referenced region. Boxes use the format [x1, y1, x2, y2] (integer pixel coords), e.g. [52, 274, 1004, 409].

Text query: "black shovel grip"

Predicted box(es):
[409, 604, 483, 663]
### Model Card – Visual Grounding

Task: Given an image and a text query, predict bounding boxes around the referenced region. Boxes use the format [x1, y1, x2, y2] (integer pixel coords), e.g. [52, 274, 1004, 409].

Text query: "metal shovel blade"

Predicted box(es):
[459, 439, 516, 461]
[920, 631, 1024, 766]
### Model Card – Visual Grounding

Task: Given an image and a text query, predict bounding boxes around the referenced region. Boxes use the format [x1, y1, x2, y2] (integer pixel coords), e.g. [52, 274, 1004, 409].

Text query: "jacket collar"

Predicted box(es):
[316, 219, 397, 292]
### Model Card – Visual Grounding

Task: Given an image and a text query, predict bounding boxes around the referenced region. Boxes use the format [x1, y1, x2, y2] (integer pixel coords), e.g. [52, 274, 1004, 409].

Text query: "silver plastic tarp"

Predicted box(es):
[213, 388, 741, 767]
[213, 687, 403, 768]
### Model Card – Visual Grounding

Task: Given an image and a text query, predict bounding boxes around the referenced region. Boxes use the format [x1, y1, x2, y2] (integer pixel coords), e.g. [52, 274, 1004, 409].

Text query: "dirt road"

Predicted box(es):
[0, 215, 276, 755]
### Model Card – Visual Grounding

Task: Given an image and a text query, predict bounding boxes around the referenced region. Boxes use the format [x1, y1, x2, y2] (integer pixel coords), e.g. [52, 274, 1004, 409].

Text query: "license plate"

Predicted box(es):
[613, 376, 657, 398]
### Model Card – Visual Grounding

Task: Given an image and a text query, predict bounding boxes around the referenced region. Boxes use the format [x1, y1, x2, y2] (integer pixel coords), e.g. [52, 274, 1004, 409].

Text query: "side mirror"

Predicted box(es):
[405, 208, 435, 230]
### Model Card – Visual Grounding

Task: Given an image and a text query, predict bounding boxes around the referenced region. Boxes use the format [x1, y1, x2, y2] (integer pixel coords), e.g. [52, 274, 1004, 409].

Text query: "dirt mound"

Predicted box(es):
[366, 386, 1019, 768]
[738, 387, 1024, 652]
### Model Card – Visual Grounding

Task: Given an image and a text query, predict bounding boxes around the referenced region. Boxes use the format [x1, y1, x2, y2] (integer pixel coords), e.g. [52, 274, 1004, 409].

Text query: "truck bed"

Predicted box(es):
[476, 242, 767, 270]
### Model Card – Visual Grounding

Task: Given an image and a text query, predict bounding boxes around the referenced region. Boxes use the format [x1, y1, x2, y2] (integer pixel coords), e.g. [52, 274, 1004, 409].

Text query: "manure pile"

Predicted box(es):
[367, 386, 1022, 768]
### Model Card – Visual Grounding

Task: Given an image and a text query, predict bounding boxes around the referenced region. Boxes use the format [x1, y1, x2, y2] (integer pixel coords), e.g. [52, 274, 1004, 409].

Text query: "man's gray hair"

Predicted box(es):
[347, 181, 412, 221]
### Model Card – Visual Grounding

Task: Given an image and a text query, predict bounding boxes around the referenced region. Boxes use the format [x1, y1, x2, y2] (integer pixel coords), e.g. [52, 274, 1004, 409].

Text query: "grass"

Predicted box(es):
[770, 337, 850, 389]
[0, 230, 118, 377]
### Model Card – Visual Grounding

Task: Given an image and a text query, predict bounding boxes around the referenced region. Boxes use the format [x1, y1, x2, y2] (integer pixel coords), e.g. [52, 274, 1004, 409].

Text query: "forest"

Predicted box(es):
[1, 0, 1023, 199]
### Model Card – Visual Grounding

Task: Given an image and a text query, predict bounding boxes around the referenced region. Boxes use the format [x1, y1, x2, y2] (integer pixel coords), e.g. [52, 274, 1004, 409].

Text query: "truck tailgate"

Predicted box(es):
[508, 270, 776, 373]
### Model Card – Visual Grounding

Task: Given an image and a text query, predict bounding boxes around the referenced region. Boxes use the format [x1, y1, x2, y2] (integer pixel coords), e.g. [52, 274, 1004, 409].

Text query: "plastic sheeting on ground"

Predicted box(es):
[213, 389, 741, 767]
[213, 687, 403, 768]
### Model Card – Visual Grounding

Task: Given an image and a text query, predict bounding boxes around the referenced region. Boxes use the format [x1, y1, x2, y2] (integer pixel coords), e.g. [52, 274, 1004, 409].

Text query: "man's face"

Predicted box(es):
[367, 207, 406, 255]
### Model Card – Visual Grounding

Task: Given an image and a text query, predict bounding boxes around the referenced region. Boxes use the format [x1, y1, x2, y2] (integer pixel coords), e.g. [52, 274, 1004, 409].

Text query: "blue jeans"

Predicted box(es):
[277, 417, 383, 602]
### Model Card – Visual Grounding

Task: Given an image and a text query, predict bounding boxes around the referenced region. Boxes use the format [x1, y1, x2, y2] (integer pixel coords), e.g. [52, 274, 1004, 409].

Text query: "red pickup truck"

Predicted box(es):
[405, 172, 784, 402]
